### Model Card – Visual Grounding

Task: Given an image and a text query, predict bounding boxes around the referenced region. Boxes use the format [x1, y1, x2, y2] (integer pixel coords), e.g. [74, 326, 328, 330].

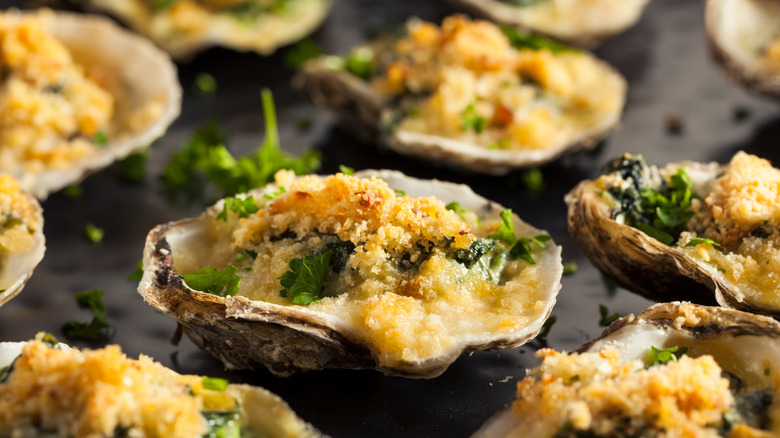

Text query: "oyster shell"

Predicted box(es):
[448, 0, 651, 48]
[0, 175, 45, 309]
[565, 151, 780, 317]
[0, 9, 181, 200]
[705, 0, 780, 99]
[473, 302, 780, 437]
[84, 0, 335, 59]
[296, 15, 627, 174]
[0, 338, 322, 437]
[139, 170, 563, 378]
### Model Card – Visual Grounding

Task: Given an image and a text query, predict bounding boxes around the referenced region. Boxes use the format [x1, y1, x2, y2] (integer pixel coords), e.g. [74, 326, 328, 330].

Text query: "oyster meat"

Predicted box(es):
[0, 9, 181, 199]
[448, 0, 651, 48]
[84, 0, 335, 59]
[473, 302, 780, 437]
[566, 151, 780, 317]
[0, 174, 45, 308]
[297, 15, 627, 174]
[0, 334, 322, 437]
[140, 170, 563, 378]
[705, 0, 780, 99]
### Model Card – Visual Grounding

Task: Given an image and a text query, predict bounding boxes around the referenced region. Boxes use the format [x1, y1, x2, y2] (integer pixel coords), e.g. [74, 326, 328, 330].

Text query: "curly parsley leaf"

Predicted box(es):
[62, 289, 112, 340]
[339, 165, 355, 176]
[263, 186, 286, 200]
[598, 304, 621, 327]
[685, 237, 723, 248]
[488, 209, 516, 244]
[279, 252, 332, 305]
[182, 265, 241, 297]
[216, 196, 260, 221]
[500, 25, 572, 53]
[509, 234, 551, 264]
[201, 376, 229, 392]
[345, 47, 375, 80]
[84, 222, 104, 245]
[460, 103, 486, 133]
[647, 345, 688, 366]
[563, 261, 578, 276]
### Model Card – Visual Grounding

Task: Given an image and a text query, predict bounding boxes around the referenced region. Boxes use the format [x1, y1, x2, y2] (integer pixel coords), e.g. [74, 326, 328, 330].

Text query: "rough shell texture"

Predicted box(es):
[139, 170, 562, 378]
[448, 0, 651, 48]
[705, 0, 780, 100]
[297, 55, 626, 175]
[5, 10, 181, 199]
[472, 301, 780, 437]
[85, 0, 334, 59]
[0, 190, 45, 309]
[0, 342, 323, 438]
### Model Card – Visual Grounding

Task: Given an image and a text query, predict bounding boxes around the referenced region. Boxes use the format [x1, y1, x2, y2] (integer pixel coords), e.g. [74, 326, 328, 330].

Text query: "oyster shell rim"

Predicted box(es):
[138, 169, 563, 378]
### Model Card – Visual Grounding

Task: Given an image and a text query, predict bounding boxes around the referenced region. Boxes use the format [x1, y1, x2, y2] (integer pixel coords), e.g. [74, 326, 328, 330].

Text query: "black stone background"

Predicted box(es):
[1, 0, 779, 436]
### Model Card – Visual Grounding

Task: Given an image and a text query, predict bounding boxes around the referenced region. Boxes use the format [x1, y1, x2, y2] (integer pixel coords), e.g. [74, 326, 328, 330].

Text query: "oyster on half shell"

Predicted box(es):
[296, 15, 627, 174]
[139, 170, 562, 378]
[473, 302, 780, 437]
[0, 175, 45, 309]
[0, 337, 322, 437]
[705, 0, 780, 99]
[0, 9, 181, 200]
[84, 0, 335, 59]
[565, 151, 780, 317]
[448, 0, 651, 48]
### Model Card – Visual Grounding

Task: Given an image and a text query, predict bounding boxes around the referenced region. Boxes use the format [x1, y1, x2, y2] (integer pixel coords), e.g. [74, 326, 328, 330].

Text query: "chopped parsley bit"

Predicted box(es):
[509, 234, 551, 264]
[263, 186, 286, 200]
[500, 25, 572, 53]
[562, 261, 578, 276]
[119, 149, 148, 184]
[201, 376, 229, 392]
[445, 202, 480, 225]
[63, 185, 83, 200]
[284, 37, 322, 70]
[733, 106, 751, 122]
[161, 89, 320, 203]
[216, 196, 260, 221]
[521, 168, 545, 193]
[489, 139, 510, 150]
[127, 260, 143, 282]
[182, 265, 242, 297]
[279, 252, 332, 305]
[62, 289, 112, 340]
[633, 167, 697, 245]
[536, 315, 556, 342]
[569, 375, 580, 383]
[345, 47, 375, 80]
[602, 274, 617, 297]
[647, 345, 688, 366]
[194, 73, 217, 97]
[339, 165, 355, 176]
[296, 118, 313, 132]
[152, 0, 177, 11]
[488, 209, 516, 244]
[394, 189, 406, 196]
[84, 222, 104, 245]
[598, 304, 621, 327]
[460, 103, 486, 134]
[93, 130, 108, 147]
[407, 107, 420, 117]
[685, 237, 723, 248]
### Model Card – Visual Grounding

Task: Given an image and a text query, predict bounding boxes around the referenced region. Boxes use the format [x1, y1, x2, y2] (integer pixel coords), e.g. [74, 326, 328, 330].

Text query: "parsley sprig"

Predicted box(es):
[598, 304, 621, 327]
[685, 237, 722, 248]
[460, 103, 486, 134]
[201, 377, 229, 392]
[182, 265, 242, 297]
[500, 25, 572, 53]
[632, 168, 696, 245]
[279, 252, 332, 305]
[488, 209, 551, 264]
[647, 345, 688, 366]
[62, 289, 112, 340]
[216, 196, 259, 221]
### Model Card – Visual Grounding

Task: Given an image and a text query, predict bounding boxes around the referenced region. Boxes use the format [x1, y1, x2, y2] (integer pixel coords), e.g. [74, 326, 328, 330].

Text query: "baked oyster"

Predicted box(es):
[448, 0, 651, 48]
[705, 0, 780, 99]
[297, 15, 627, 174]
[0, 174, 45, 308]
[0, 9, 181, 199]
[140, 170, 563, 378]
[0, 334, 321, 437]
[84, 0, 335, 59]
[473, 302, 780, 437]
[566, 151, 780, 316]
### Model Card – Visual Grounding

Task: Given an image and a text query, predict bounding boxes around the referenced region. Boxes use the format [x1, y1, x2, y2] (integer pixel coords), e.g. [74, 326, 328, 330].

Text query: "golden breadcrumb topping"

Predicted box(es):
[370, 15, 622, 151]
[0, 12, 114, 173]
[764, 37, 780, 71]
[0, 340, 238, 438]
[0, 173, 38, 254]
[507, 348, 769, 438]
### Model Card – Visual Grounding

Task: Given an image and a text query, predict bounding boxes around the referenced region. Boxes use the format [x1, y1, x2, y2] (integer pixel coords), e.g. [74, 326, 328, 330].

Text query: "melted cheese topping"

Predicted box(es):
[0, 341, 240, 438]
[0, 13, 114, 173]
[219, 173, 552, 367]
[370, 15, 623, 151]
[506, 348, 771, 438]
[0, 174, 38, 256]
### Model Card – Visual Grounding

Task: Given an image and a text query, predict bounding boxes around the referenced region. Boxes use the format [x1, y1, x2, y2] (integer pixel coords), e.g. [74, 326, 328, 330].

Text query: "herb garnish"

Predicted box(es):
[634, 168, 696, 245]
[500, 26, 572, 53]
[62, 289, 112, 340]
[64, 185, 83, 200]
[119, 150, 148, 184]
[284, 37, 322, 70]
[263, 186, 286, 200]
[509, 235, 551, 264]
[563, 261, 578, 276]
[647, 345, 688, 366]
[93, 130, 108, 147]
[201, 376, 229, 392]
[339, 165, 355, 176]
[685, 237, 723, 248]
[488, 209, 516, 244]
[521, 168, 545, 193]
[84, 222, 104, 245]
[598, 304, 621, 327]
[446, 202, 479, 224]
[182, 266, 242, 297]
[535, 315, 556, 343]
[215, 196, 259, 221]
[460, 103, 486, 134]
[128, 260, 143, 282]
[345, 47, 375, 80]
[279, 252, 332, 305]
[194, 73, 217, 97]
